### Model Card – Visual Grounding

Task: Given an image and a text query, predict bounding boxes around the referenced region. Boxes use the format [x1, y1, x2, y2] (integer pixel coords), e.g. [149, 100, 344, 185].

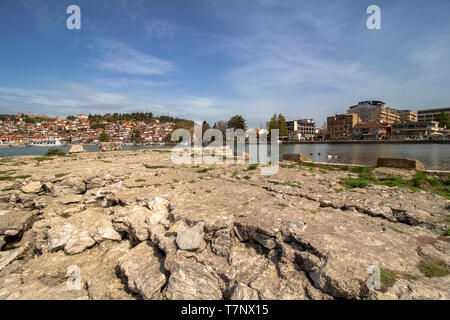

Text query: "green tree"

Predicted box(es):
[99, 131, 110, 142]
[227, 115, 247, 131]
[268, 113, 279, 131]
[277, 114, 288, 137]
[437, 112, 450, 128]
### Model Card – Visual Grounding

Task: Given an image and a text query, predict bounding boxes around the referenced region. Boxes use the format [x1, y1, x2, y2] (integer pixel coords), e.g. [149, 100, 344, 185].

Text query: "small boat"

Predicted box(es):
[27, 138, 63, 147]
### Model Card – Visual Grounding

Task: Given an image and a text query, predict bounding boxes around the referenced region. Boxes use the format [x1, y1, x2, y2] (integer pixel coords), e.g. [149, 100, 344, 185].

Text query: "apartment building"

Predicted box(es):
[417, 107, 450, 122]
[352, 121, 390, 140]
[398, 110, 418, 123]
[326, 113, 360, 140]
[286, 119, 319, 140]
[347, 101, 400, 124]
[391, 121, 440, 136]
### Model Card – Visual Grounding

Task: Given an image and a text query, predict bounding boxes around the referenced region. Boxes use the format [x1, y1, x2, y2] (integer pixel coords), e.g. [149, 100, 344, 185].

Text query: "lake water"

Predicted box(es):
[1, 143, 449, 170]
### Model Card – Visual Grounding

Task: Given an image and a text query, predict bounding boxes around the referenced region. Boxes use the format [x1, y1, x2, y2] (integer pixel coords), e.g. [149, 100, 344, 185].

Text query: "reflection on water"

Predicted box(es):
[0, 143, 449, 170]
[277, 144, 450, 170]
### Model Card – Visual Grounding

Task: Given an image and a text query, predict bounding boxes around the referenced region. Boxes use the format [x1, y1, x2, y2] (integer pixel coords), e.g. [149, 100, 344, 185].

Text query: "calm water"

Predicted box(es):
[1, 144, 449, 170]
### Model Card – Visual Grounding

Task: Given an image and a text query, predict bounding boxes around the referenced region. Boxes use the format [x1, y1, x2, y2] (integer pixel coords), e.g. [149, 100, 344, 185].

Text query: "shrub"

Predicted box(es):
[45, 148, 66, 157]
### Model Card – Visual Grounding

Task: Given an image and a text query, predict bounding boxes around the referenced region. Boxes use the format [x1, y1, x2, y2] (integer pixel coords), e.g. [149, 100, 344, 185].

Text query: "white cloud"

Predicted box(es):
[91, 41, 175, 76]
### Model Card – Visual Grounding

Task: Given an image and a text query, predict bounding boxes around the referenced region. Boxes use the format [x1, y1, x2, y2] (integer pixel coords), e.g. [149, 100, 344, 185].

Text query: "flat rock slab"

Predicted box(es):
[117, 241, 166, 300]
[165, 258, 222, 300]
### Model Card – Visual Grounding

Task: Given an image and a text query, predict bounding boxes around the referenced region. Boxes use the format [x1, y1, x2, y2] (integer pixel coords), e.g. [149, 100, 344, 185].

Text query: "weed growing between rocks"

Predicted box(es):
[143, 164, 168, 169]
[339, 169, 450, 199]
[418, 259, 450, 277]
[45, 148, 66, 157]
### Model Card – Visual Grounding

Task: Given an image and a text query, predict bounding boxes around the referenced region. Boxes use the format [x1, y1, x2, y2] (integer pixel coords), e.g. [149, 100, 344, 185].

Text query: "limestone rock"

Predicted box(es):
[230, 283, 259, 300]
[21, 181, 42, 194]
[211, 229, 231, 257]
[69, 144, 85, 154]
[0, 246, 25, 272]
[0, 209, 34, 237]
[117, 241, 166, 300]
[112, 205, 152, 243]
[165, 259, 222, 300]
[176, 221, 205, 251]
[64, 231, 96, 255]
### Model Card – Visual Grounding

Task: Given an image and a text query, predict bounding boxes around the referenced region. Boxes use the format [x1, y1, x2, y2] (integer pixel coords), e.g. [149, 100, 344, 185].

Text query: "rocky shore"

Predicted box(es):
[0, 150, 449, 300]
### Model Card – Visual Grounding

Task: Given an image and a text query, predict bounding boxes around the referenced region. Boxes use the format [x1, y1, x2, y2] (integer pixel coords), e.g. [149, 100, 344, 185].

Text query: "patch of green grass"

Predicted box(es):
[0, 157, 13, 163]
[61, 212, 70, 219]
[191, 165, 200, 168]
[45, 148, 66, 157]
[276, 202, 289, 208]
[309, 209, 319, 214]
[298, 160, 334, 171]
[101, 160, 112, 163]
[242, 175, 250, 180]
[55, 173, 68, 178]
[0, 175, 32, 181]
[242, 201, 249, 206]
[339, 177, 371, 189]
[247, 164, 258, 171]
[418, 259, 449, 277]
[172, 179, 179, 183]
[0, 170, 16, 175]
[334, 188, 344, 193]
[231, 171, 238, 179]
[12, 161, 27, 166]
[388, 226, 405, 234]
[135, 179, 145, 182]
[196, 168, 212, 174]
[33, 156, 53, 162]
[281, 164, 296, 169]
[143, 164, 168, 169]
[379, 268, 418, 292]
[188, 179, 197, 184]
[380, 268, 398, 291]
[338, 168, 449, 199]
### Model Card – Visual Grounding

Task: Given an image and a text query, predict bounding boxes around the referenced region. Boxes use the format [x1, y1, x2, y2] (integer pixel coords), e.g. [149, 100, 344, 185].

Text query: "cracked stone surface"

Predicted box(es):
[0, 150, 448, 300]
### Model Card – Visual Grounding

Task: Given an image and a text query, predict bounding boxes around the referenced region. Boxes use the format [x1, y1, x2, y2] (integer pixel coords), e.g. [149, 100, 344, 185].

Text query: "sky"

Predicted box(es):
[1, 0, 450, 128]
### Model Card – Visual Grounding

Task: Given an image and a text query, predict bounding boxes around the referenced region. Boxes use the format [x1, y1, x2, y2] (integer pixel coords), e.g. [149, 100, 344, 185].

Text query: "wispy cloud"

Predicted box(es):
[91, 40, 175, 76]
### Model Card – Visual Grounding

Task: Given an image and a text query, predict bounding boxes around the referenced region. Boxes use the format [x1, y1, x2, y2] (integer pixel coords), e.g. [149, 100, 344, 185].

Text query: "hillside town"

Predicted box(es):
[0, 113, 176, 146]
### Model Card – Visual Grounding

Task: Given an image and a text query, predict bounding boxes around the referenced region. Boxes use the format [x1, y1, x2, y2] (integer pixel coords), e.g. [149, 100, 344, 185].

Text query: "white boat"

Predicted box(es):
[27, 138, 63, 147]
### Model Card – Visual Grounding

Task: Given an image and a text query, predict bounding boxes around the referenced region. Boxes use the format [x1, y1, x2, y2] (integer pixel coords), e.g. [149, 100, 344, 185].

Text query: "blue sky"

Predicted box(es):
[1, 0, 450, 128]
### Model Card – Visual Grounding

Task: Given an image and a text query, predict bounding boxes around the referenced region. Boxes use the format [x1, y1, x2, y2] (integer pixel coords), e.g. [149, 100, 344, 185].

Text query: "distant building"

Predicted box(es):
[398, 110, 418, 123]
[286, 119, 319, 141]
[352, 121, 389, 140]
[76, 114, 89, 120]
[391, 121, 440, 137]
[417, 107, 450, 122]
[347, 101, 400, 124]
[327, 114, 360, 140]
